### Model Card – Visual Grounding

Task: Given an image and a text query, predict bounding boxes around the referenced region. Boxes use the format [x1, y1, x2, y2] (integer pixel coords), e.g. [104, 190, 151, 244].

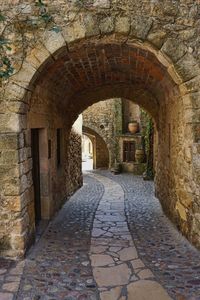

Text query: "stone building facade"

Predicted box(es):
[0, 0, 200, 255]
[83, 98, 146, 173]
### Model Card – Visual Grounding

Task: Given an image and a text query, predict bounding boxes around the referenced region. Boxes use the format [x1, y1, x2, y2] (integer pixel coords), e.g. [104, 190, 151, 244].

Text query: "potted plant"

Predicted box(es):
[128, 120, 139, 134]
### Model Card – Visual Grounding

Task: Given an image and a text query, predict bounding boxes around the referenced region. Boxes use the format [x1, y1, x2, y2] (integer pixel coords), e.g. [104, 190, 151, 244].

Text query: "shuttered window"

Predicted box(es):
[123, 141, 135, 162]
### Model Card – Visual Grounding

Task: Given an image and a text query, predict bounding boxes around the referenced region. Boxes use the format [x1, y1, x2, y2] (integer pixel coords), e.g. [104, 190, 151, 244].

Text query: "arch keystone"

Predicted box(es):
[115, 16, 130, 34]
[99, 16, 114, 34]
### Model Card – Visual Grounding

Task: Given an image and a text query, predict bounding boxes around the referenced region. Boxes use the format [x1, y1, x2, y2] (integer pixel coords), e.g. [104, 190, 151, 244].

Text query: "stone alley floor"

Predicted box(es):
[0, 171, 200, 300]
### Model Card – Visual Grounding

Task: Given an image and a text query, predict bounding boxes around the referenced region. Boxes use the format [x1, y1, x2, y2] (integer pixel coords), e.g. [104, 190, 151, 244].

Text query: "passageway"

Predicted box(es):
[2, 35, 200, 256]
[0, 172, 200, 299]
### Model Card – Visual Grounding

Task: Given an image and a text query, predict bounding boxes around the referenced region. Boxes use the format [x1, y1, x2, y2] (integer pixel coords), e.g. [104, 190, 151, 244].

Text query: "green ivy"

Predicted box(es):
[74, 0, 89, 8]
[35, 0, 52, 23]
[0, 1, 61, 82]
[141, 109, 154, 179]
[0, 14, 6, 22]
[0, 56, 14, 79]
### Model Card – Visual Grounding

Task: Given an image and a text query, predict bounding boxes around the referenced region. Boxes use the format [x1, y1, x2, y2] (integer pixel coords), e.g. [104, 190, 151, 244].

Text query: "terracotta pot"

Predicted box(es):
[135, 149, 145, 163]
[128, 122, 138, 134]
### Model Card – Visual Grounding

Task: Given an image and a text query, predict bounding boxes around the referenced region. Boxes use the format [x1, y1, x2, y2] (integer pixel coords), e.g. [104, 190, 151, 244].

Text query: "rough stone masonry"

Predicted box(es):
[0, 0, 200, 256]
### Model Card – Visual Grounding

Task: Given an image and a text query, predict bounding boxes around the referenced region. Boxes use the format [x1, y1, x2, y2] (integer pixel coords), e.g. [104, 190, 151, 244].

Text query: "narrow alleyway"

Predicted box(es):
[0, 172, 200, 300]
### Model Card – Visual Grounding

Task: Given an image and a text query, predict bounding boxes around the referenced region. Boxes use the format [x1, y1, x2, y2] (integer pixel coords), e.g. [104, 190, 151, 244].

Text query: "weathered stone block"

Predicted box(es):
[26, 46, 51, 70]
[99, 17, 114, 34]
[161, 38, 187, 63]
[12, 213, 29, 235]
[12, 61, 37, 89]
[93, 0, 110, 8]
[10, 232, 26, 252]
[21, 159, 32, 175]
[147, 30, 167, 48]
[130, 16, 153, 40]
[7, 101, 28, 114]
[4, 82, 26, 102]
[175, 53, 200, 82]
[115, 17, 130, 34]
[62, 20, 86, 43]
[0, 236, 10, 251]
[177, 189, 193, 208]
[84, 15, 100, 37]
[42, 30, 66, 55]
[4, 178, 21, 196]
[0, 150, 19, 165]
[176, 201, 187, 221]
[180, 75, 200, 95]
[182, 92, 200, 109]
[0, 134, 19, 150]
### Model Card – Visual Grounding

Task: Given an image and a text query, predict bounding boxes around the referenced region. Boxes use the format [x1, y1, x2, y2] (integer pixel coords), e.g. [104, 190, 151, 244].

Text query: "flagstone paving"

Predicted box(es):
[96, 170, 200, 300]
[89, 173, 171, 300]
[0, 171, 200, 299]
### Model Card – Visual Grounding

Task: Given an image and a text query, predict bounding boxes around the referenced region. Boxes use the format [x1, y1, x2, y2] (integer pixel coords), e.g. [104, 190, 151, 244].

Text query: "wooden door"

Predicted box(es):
[31, 129, 41, 224]
[123, 141, 135, 162]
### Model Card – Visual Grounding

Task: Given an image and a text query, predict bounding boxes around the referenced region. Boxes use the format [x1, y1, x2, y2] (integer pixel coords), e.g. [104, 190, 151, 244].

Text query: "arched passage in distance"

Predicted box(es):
[83, 126, 110, 170]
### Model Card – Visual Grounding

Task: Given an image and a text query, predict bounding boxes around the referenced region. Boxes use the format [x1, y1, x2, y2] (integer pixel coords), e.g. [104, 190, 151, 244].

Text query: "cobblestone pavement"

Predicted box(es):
[0, 171, 200, 300]
[89, 173, 171, 300]
[14, 175, 104, 300]
[96, 170, 200, 300]
[0, 258, 23, 300]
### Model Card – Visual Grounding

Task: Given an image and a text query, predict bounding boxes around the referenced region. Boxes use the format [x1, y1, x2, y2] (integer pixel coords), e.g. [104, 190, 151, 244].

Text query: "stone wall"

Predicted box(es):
[0, 83, 83, 257]
[83, 99, 122, 167]
[66, 117, 83, 196]
[1, 0, 200, 254]
[83, 99, 145, 172]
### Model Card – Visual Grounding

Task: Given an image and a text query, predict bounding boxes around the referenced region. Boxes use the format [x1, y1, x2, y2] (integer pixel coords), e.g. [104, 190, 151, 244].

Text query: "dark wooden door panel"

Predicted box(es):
[31, 129, 41, 224]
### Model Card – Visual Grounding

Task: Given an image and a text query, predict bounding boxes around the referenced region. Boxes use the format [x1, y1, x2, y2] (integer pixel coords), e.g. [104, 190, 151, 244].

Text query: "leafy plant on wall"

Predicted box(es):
[0, 0, 60, 84]
[141, 109, 154, 179]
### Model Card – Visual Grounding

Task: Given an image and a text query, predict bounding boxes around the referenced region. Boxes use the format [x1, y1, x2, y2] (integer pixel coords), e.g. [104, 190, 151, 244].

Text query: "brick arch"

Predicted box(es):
[83, 126, 110, 169]
[1, 29, 200, 256]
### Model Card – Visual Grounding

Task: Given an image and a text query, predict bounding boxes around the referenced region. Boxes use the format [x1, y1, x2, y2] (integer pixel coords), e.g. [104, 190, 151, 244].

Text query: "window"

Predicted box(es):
[123, 141, 135, 162]
[57, 129, 61, 168]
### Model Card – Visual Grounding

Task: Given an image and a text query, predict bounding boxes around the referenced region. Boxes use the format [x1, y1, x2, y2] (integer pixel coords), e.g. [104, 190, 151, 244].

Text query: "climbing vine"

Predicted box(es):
[141, 109, 154, 179]
[0, 13, 14, 79]
[0, 1, 60, 83]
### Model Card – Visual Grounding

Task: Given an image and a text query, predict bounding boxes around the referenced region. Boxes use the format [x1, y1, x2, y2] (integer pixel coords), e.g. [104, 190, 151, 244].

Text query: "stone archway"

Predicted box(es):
[1, 1, 200, 256]
[83, 126, 110, 169]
